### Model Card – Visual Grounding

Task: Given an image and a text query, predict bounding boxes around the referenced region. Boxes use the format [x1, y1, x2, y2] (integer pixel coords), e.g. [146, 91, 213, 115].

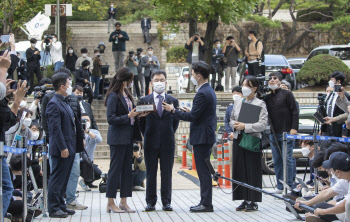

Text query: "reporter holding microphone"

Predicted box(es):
[105, 67, 142, 213]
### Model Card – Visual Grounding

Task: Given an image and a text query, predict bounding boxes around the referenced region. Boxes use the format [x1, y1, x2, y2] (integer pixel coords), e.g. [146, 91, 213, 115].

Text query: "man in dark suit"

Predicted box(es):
[73, 85, 98, 130]
[46, 73, 84, 218]
[211, 40, 224, 90]
[16, 52, 28, 81]
[107, 2, 117, 33]
[163, 61, 217, 212]
[141, 17, 151, 44]
[138, 70, 179, 212]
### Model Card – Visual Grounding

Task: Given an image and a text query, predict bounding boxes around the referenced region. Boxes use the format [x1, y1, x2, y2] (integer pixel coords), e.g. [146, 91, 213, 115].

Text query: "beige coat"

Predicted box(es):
[230, 97, 268, 139]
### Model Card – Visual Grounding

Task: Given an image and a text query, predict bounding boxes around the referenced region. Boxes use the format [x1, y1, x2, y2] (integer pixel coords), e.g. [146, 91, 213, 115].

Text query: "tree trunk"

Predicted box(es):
[188, 16, 197, 38]
[60, 16, 67, 53]
[203, 19, 219, 67]
[233, 24, 246, 56]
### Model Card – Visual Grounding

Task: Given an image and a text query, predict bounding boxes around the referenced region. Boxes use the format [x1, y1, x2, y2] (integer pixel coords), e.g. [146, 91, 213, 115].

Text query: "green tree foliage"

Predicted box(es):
[166, 46, 187, 63]
[297, 54, 350, 86]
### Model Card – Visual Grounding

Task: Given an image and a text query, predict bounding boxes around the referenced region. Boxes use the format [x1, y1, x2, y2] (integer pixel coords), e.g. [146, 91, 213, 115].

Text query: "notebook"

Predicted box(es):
[237, 102, 262, 124]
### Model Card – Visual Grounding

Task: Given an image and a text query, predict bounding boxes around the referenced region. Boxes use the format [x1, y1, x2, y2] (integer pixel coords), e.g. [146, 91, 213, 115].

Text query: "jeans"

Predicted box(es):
[2, 158, 13, 217]
[91, 76, 101, 97]
[225, 66, 237, 91]
[54, 61, 64, 71]
[132, 170, 146, 186]
[112, 51, 125, 72]
[65, 153, 80, 204]
[269, 134, 295, 190]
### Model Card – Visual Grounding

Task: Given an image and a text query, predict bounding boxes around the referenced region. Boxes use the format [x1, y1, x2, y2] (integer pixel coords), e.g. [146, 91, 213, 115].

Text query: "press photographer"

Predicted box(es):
[109, 22, 129, 71]
[76, 60, 93, 104]
[26, 38, 42, 95]
[41, 34, 64, 71]
[132, 143, 146, 191]
[125, 50, 140, 98]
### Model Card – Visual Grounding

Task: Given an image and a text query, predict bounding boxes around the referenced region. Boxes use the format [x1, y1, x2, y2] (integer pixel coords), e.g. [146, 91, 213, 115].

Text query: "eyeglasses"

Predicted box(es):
[269, 76, 279, 80]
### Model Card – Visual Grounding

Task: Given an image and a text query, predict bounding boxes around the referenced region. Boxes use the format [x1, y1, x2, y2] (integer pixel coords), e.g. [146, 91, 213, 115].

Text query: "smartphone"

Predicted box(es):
[0, 35, 10, 43]
[334, 84, 342, 92]
[312, 173, 326, 181]
[10, 81, 18, 90]
[0, 51, 4, 56]
[313, 112, 325, 124]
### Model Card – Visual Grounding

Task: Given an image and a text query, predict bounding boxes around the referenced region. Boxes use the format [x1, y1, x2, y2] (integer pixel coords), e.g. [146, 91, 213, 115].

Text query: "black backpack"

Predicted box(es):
[248, 40, 265, 62]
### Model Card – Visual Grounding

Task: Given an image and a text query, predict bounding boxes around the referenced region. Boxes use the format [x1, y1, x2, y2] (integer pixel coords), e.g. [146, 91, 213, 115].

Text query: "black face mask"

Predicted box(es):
[77, 95, 83, 101]
[318, 171, 329, 179]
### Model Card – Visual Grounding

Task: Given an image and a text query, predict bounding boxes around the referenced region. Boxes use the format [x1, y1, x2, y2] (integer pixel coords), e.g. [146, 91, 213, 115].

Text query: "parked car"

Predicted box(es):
[306, 44, 350, 69]
[287, 58, 307, 75]
[176, 66, 190, 93]
[238, 54, 297, 90]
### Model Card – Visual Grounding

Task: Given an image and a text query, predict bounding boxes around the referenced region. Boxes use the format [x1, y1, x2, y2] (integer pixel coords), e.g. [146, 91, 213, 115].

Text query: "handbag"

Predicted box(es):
[222, 46, 234, 65]
[239, 131, 261, 152]
[80, 150, 94, 181]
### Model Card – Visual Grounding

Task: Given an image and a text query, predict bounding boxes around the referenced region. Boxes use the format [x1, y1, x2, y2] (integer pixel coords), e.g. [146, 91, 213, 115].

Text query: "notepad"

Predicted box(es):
[237, 102, 262, 124]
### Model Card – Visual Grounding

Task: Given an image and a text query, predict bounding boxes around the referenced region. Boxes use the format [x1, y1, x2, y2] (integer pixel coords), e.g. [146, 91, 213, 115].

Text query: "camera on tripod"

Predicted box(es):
[34, 84, 54, 100]
[256, 74, 270, 98]
[43, 35, 52, 45]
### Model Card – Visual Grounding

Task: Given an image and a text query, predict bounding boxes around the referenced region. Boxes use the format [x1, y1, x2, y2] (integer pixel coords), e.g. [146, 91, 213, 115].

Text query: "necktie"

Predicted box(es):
[327, 93, 335, 117]
[157, 95, 163, 117]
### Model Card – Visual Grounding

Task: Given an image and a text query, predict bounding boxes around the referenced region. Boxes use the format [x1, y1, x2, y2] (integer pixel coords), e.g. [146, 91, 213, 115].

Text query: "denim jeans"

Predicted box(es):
[65, 153, 80, 204]
[269, 134, 295, 190]
[54, 61, 64, 71]
[132, 170, 146, 187]
[2, 158, 13, 217]
[91, 76, 100, 97]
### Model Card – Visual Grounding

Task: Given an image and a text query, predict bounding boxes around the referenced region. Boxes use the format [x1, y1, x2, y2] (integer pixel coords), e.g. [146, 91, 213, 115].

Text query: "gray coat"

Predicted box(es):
[230, 97, 268, 139]
[141, 55, 160, 77]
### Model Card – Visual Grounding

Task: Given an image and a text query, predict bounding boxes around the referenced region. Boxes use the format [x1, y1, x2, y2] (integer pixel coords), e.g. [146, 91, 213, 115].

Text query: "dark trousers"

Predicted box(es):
[133, 75, 141, 98]
[144, 148, 174, 206]
[210, 63, 223, 89]
[27, 66, 42, 94]
[145, 76, 151, 95]
[247, 62, 260, 76]
[83, 86, 93, 104]
[315, 202, 339, 221]
[48, 154, 75, 213]
[85, 164, 102, 185]
[132, 170, 146, 186]
[106, 144, 133, 198]
[193, 144, 213, 207]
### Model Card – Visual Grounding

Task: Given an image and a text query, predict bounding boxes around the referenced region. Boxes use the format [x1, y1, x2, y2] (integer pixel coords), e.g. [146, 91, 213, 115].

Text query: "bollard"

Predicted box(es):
[180, 135, 189, 169]
[192, 147, 196, 170]
[223, 143, 231, 188]
[217, 144, 223, 186]
[313, 133, 319, 194]
[282, 132, 288, 196]
[22, 137, 28, 222]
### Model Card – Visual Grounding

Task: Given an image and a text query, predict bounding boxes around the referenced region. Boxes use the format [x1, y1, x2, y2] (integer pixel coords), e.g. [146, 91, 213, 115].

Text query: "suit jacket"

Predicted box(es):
[185, 42, 205, 64]
[46, 93, 84, 157]
[82, 101, 98, 130]
[212, 48, 224, 65]
[108, 7, 117, 19]
[141, 55, 160, 77]
[141, 18, 151, 30]
[17, 59, 27, 76]
[106, 91, 142, 145]
[138, 93, 179, 151]
[174, 83, 217, 145]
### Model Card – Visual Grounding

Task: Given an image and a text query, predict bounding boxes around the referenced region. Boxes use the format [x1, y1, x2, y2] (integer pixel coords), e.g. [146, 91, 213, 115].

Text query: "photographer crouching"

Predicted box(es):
[132, 143, 146, 191]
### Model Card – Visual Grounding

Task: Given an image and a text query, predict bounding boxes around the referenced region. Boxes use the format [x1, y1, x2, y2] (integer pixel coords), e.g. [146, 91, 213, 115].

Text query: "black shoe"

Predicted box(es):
[245, 202, 258, 212]
[190, 205, 213, 212]
[61, 208, 75, 215]
[5, 213, 12, 220]
[236, 201, 248, 211]
[145, 204, 155, 212]
[306, 180, 313, 185]
[190, 203, 200, 209]
[49, 210, 68, 218]
[162, 204, 173, 211]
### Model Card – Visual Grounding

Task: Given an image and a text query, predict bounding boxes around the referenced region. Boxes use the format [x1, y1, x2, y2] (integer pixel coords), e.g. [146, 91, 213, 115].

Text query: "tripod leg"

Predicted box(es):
[28, 166, 47, 216]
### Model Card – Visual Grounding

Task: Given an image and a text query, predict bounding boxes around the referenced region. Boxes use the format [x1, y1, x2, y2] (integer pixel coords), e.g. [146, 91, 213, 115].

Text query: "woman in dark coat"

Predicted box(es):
[230, 75, 268, 212]
[65, 46, 78, 72]
[105, 67, 143, 213]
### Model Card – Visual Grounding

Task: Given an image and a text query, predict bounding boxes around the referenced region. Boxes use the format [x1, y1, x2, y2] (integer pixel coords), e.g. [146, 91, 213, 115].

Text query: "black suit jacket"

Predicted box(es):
[108, 7, 117, 19]
[82, 101, 98, 130]
[141, 18, 151, 30]
[106, 91, 141, 145]
[138, 93, 179, 151]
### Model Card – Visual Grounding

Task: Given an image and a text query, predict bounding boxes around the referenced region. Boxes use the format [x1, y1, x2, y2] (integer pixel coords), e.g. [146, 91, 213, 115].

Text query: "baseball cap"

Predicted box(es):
[322, 152, 350, 171]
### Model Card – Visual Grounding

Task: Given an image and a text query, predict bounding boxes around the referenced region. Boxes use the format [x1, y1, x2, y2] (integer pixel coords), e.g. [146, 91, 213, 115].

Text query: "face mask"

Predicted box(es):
[329, 80, 335, 88]
[191, 76, 198, 86]
[331, 171, 338, 180]
[128, 81, 133, 88]
[95, 53, 100, 56]
[32, 131, 39, 140]
[269, 84, 278, 91]
[148, 51, 153, 56]
[153, 82, 165, 94]
[19, 100, 27, 108]
[23, 118, 32, 127]
[53, 38, 57, 43]
[66, 86, 72, 96]
[233, 95, 241, 101]
[68, 49, 73, 54]
[318, 171, 329, 179]
[82, 54, 87, 58]
[85, 122, 91, 130]
[77, 95, 83, 101]
[31, 44, 36, 48]
[216, 44, 220, 48]
[248, 36, 252, 41]
[242, 87, 252, 97]
[111, 5, 114, 7]
[301, 147, 311, 157]
[69, 80, 73, 86]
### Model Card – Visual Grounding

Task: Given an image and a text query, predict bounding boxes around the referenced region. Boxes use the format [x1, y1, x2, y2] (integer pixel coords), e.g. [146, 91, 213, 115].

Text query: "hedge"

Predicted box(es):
[166, 46, 187, 63]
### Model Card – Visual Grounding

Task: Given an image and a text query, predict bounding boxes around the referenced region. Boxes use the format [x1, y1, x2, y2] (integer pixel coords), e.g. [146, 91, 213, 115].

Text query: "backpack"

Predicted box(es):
[248, 40, 265, 62]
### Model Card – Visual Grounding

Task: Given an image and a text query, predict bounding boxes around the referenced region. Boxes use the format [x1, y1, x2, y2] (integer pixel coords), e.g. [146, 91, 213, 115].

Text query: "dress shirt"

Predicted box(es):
[154, 91, 165, 111]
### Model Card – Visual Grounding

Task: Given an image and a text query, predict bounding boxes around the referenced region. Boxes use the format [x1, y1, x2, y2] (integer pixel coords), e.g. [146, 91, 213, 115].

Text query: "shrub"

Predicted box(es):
[296, 5, 333, 22]
[297, 54, 350, 86]
[166, 46, 187, 63]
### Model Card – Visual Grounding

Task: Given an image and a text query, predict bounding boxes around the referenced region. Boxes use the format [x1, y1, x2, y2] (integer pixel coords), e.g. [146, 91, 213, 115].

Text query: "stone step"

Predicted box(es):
[94, 150, 110, 159]
[96, 123, 109, 129]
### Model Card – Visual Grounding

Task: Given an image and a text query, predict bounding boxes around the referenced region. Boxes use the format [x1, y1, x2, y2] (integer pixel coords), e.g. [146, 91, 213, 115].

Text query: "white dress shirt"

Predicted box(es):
[154, 91, 166, 111]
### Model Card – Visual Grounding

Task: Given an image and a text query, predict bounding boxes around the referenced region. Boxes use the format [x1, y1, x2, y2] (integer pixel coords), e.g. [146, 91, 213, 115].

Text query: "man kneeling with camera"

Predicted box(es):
[132, 143, 146, 191]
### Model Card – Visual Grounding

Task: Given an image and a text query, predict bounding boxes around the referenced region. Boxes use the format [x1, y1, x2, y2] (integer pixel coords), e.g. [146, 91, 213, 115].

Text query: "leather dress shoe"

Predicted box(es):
[61, 208, 75, 215]
[190, 205, 213, 212]
[49, 210, 68, 218]
[162, 204, 173, 211]
[145, 204, 155, 212]
[190, 203, 200, 209]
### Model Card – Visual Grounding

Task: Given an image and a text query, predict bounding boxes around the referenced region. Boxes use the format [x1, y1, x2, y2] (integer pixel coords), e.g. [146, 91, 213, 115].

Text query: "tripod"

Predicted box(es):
[42, 45, 51, 78]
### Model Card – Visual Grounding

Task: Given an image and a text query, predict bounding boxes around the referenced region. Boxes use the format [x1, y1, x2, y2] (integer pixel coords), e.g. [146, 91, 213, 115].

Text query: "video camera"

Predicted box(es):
[43, 34, 52, 45]
[81, 118, 88, 131]
[317, 93, 327, 117]
[256, 74, 270, 98]
[133, 143, 140, 152]
[34, 84, 54, 100]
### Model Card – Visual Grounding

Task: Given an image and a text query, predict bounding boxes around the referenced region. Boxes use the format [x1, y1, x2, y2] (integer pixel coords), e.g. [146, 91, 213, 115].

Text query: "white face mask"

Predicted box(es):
[148, 51, 153, 56]
[111, 5, 114, 7]
[32, 131, 39, 140]
[331, 171, 338, 180]
[153, 82, 165, 94]
[232, 94, 241, 101]
[19, 100, 27, 108]
[191, 76, 198, 86]
[216, 44, 221, 48]
[53, 38, 57, 43]
[129, 81, 133, 88]
[301, 147, 311, 157]
[82, 54, 87, 58]
[248, 36, 252, 41]
[242, 87, 252, 97]
[66, 85, 73, 96]
[329, 80, 335, 88]
[85, 121, 91, 131]
[68, 49, 73, 54]
[31, 44, 36, 48]
[269, 84, 279, 91]
[23, 118, 32, 127]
